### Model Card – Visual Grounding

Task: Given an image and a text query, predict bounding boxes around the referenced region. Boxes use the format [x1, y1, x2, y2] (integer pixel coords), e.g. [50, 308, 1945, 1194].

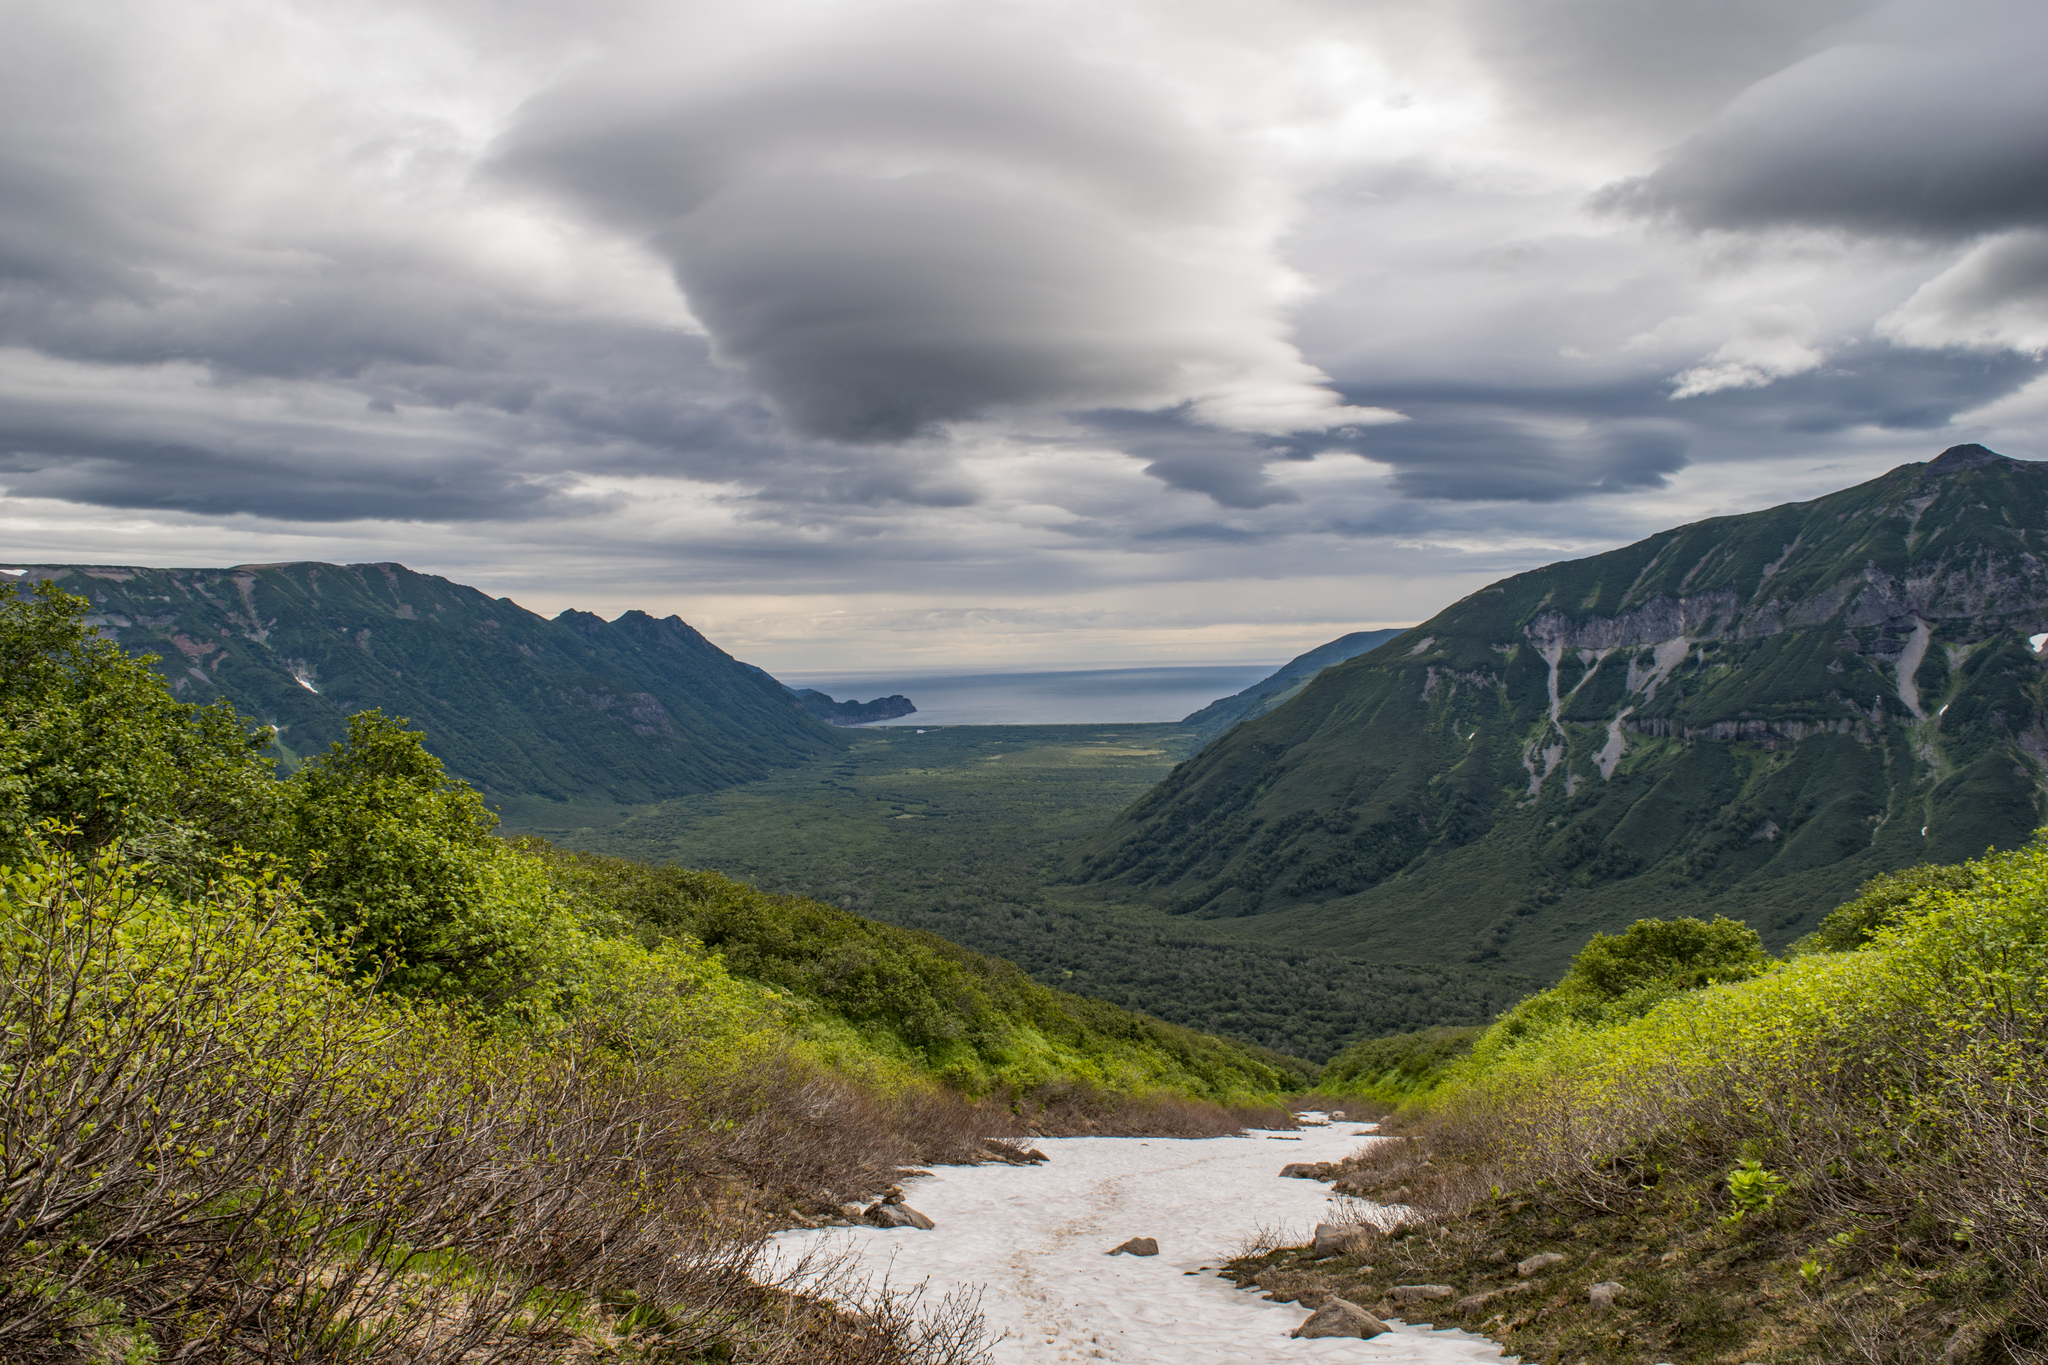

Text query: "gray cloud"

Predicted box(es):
[6, 0, 2048, 670]
[1598, 1, 2048, 237]
[494, 11, 1386, 447]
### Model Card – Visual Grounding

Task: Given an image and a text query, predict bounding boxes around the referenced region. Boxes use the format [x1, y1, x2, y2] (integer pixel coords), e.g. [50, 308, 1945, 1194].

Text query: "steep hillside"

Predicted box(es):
[0, 561, 844, 800]
[1077, 444, 2048, 979]
[1179, 628, 1406, 744]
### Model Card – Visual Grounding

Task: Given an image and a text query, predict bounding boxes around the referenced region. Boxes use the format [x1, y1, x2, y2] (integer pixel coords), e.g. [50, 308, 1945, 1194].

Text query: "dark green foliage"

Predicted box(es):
[0, 561, 844, 802]
[519, 724, 1530, 1061]
[279, 710, 512, 996]
[543, 848, 1313, 1094]
[1077, 446, 2048, 981]
[1810, 860, 1983, 950]
[1561, 915, 1767, 1001]
[0, 579, 280, 866]
[1316, 1025, 1481, 1097]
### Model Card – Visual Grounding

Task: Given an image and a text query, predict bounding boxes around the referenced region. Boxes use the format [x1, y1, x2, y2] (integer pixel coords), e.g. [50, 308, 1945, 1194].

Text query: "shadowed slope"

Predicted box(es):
[1077, 445, 2048, 979]
[1, 561, 844, 800]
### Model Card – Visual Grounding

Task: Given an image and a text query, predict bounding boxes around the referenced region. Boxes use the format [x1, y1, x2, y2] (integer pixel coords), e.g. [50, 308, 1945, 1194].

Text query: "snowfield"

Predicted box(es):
[768, 1119, 1514, 1363]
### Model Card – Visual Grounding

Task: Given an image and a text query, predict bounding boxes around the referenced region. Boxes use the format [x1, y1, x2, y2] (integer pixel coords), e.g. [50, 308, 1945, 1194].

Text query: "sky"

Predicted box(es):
[3, 0, 2045, 672]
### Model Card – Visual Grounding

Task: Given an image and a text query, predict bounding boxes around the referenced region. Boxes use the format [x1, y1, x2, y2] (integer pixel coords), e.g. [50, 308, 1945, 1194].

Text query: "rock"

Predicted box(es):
[1389, 1284, 1454, 1304]
[1311, 1222, 1371, 1259]
[1589, 1281, 1624, 1311]
[1107, 1237, 1159, 1256]
[1516, 1251, 1567, 1277]
[1331, 1110, 1347, 1120]
[1290, 1297, 1390, 1339]
[865, 1202, 935, 1230]
[1280, 1162, 1338, 1180]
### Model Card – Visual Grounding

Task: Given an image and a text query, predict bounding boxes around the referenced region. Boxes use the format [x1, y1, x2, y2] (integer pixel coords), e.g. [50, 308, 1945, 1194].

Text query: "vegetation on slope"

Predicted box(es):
[1241, 843, 2048, 1362]
[1081, 444, 2048, 982]
[517, 724, 1528, 1061]
[1178, 627, 1404, 745]
[0, 580, 1296, 1362]
[1, 560, 845, 801]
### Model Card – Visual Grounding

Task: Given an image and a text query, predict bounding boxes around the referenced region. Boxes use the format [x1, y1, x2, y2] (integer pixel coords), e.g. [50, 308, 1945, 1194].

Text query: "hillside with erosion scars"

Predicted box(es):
[1077, 445, 2048, 980]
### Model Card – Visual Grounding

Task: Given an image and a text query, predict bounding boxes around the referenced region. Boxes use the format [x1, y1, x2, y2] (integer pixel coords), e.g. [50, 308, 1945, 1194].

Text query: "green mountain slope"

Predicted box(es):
[1076, 444, 2048, 981]
[0, 561, 844, 800]
[1180, 628, 1407, 744]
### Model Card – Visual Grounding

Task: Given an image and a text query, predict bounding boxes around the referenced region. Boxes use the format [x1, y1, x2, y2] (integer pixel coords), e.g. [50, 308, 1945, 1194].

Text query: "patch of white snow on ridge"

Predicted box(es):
[768, 1123, 1513, 1364]
[2031, 632, 2048, 654]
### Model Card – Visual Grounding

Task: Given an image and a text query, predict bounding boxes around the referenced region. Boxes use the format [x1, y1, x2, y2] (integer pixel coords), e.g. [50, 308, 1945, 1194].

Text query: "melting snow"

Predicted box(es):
[768, 1122, 1512, 1364]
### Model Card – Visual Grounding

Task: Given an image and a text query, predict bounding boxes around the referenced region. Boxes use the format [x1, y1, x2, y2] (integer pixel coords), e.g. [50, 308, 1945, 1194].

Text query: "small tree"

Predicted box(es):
[0, 579, 279, 868]
[282, 710, 578, 1009]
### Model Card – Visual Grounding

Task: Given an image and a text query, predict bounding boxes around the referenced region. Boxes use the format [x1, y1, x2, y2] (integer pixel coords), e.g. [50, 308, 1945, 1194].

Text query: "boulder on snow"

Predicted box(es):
[865, 1202, 935, 1230]
[1107, 1237, 1159, 1256]
[1291, 1298, 1389, 1339]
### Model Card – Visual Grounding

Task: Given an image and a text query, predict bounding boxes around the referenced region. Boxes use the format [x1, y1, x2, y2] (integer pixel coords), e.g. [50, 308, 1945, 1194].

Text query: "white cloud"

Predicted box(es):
[1879, 231, 2048, 356]
[1669, 305, 1826, 398]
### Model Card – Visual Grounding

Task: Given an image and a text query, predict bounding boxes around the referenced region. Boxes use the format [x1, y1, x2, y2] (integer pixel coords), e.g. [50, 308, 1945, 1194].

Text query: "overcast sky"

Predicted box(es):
[3, 0, 2044, 671]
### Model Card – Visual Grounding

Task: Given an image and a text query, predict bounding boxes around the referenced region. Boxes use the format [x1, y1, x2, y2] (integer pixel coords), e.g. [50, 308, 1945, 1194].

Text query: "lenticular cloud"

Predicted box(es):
[494, 10, 1399, 446]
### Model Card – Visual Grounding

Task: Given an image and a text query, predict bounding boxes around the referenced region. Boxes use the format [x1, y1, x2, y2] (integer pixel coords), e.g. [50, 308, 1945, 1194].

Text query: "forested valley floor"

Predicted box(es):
[499, 723, 1528, 1063]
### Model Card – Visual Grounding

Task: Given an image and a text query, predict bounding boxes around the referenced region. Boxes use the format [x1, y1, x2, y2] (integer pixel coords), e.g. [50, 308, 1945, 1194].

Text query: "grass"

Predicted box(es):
[501, 724, 1529, 1062]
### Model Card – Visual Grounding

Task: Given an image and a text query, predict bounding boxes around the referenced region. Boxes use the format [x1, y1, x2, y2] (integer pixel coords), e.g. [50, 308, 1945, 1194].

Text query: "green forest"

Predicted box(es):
[506, 724, 1528, 1061]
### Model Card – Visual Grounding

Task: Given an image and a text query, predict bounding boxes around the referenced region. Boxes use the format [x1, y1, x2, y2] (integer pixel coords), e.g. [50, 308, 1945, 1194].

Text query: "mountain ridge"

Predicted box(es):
[1, 560, 845, 801]
[1179, 628, 1406, 744]
[1075, 445, 2048, 979]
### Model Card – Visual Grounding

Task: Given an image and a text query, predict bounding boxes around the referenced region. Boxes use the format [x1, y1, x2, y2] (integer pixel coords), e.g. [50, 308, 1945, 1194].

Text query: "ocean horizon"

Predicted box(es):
[776, 663, 1278, 726]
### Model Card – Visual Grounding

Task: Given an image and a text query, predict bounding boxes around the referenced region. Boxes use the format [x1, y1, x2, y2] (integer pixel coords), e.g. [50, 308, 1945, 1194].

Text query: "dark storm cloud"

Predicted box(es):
[492, 13, 1318, 447]
[1357, 415, 1689, 503]
[1598, 1, 2048, 238]
[0, 420, 586, 523]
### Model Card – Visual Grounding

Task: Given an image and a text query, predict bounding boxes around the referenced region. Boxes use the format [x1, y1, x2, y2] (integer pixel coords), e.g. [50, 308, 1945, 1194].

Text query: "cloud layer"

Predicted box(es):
[0, 0, 2043, 667]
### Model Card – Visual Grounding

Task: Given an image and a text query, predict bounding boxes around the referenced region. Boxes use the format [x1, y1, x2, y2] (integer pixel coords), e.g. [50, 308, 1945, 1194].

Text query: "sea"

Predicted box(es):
[775, 663, 1278, 727]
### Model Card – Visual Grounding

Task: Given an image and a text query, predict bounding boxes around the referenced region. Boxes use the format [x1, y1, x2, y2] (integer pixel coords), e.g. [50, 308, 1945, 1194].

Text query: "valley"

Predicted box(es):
[504, 723, 1527, 1063]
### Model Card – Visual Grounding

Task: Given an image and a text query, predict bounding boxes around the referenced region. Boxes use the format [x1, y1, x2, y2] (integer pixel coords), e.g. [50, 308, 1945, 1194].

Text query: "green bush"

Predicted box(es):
[0, 579, 279, 868]
[1315, 1024, 1482, 1100]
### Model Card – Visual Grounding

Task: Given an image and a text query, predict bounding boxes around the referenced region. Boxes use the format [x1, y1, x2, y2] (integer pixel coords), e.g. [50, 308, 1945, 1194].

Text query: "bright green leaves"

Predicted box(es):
[0, 580, 279, 868]
[1562, 914, 1768, 1002]
[1724, 1157, 1788, 1222]
[280, 710, 581, 1012]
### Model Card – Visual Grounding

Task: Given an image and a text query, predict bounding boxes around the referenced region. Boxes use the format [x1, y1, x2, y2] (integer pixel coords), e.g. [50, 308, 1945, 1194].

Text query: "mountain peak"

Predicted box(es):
[1925, 443, 2009, 473]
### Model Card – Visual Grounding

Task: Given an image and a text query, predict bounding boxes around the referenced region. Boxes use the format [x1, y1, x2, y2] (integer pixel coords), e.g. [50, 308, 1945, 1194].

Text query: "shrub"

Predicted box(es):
[0, 834, 997, 1362]
[0, 579, 279, 869]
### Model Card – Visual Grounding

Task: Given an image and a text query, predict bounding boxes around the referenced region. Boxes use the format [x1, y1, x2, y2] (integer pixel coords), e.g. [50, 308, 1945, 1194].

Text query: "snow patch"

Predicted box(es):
[767, 1124, 1509, 1364]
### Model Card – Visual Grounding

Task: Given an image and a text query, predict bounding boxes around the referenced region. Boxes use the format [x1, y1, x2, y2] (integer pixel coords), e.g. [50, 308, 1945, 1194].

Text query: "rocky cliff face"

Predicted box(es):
[1077, 446, 2048, 979]
[1, 561, 844, 801]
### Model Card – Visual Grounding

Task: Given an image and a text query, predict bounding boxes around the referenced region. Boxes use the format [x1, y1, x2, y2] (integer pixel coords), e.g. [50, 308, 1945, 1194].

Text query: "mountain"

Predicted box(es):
[1, 561, 844, 800]
[1075, 444, 2048, 980]
[1179, 629, 1406, 744]
[793, 689, 919, 726]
